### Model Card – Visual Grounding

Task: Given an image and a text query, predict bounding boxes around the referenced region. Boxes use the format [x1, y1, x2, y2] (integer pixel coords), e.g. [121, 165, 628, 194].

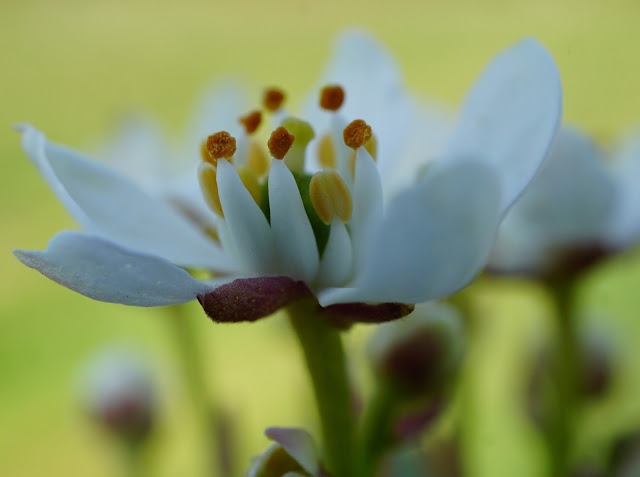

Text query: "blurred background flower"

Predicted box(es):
[3, 1, 640, 476]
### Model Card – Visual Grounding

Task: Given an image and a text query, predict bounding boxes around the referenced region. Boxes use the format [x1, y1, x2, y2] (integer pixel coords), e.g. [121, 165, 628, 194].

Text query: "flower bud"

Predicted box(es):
[246, 427, 326, 477]
[79, 346, 156, 443]
[578, 326, 615, 399]
[368, 302, 465, 397]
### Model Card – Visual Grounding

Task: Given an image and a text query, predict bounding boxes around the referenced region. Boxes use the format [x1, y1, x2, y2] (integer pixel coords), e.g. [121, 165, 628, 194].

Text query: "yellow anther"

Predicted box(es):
[238, 110, 262, 135]
[247, 141, 271, 177]
[343, 119, 372, 150]
[318, 133, 337, 169]
[200, 140, 211, 164]
[263, 87, 286, 112]
[349, 132, 378, 176]
[309, 171, 353, 225]
[236, 165, 262, 206]
[198, 162, 224, 217]
[319, 85, 345, 112]
[364, 132, 378, 159]
[268, 127, 295, 160]
[204, 131, 236, 166]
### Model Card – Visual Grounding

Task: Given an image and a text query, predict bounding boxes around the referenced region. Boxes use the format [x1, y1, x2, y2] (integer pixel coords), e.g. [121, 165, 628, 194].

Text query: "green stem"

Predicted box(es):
[165, 305, 232, 477]
[288, 300, 356, 477]
[357, 383, 398, 477]
[548, 281, 580, 477]
[120, 439, 147, 477]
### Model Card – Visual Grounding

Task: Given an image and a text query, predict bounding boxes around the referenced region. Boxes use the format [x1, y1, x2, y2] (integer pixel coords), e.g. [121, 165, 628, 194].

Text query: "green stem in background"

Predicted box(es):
[165, 304, 233, 477]
[547, 280, 580, 477]
[120, 439, 148, 477]
[288, 300, 356, 477]
[357, 383, 398, 477]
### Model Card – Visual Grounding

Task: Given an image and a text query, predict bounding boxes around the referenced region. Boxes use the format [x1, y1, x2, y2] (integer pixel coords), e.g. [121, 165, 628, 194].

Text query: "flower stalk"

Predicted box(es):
[288, 299, 356, 477]
[165, 304, 233, 477]
[356, 383, 398, 477]
[546, 280, 580, 477]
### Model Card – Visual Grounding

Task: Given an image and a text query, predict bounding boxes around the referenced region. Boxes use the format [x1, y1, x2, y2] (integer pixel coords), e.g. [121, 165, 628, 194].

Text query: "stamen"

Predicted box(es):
[236, 166, 261, 205]
[268, 127, 295, 160]
[247, 142, 270, 177]
[200, 140, 211, 164]
[317, 133, 337, 169]
[263, 87, 286, 112]
[205, 131, 237, 166]
[309, 171, 353, 225]
[319, 85, 345, 112]
[349, 132, 378, 176]
[280, 117, 315, 174]
[238, 110, 262, 135]
[198, 163, 223, 217]
[343, 119, 372, 150]
[364, 132, 378, 159]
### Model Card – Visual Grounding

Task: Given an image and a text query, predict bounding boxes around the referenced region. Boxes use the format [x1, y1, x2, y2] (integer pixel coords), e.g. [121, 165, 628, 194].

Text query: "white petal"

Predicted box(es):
[320, 161, 502, 305]
[604, 130, 640, 247]
[490, 127, 616, 272]
[98, 116, 219, 235]
[216, 159, 276, 275]
[444, 38, 562, 214]
[316, 219, 353, 287]
[268, 160, 319, 282]
[381, 100, 454, 200]
[14, 231, 218, 306]
[17, 124, 234, 272]
[265, 427, 320, 476]
[96, 115, 175, 192]
[183, 80, 251, 154]
[349, 148, 384, 277]
[302, 30, 415, 175]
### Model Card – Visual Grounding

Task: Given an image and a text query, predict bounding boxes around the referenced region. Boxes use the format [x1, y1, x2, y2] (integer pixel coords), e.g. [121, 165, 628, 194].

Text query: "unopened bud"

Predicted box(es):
[246, 427, 324, 477]
[578, 327, 615, 399]
[368, 302, 464, 397]
[79, 347, 156, 443]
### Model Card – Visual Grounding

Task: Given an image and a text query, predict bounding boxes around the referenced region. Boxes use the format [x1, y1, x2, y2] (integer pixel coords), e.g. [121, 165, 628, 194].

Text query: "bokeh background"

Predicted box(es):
[3, 0, 640, 475]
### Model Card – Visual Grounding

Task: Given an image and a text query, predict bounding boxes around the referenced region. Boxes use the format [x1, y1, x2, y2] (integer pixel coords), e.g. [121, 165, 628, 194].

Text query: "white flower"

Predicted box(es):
[14, 32, 561, 323]
[489, 125, 640, 277]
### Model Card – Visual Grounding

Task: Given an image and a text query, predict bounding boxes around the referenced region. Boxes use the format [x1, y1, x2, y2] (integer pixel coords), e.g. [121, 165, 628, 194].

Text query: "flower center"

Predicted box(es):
[197, 85, 376, 276]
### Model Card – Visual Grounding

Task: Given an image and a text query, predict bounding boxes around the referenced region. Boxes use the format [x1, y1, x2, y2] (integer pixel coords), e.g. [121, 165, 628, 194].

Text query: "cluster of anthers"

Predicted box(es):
[197, 85, 378, 290]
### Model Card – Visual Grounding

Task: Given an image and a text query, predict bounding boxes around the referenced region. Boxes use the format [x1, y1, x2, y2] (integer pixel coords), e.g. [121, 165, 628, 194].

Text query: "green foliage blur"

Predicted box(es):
[2, 0, 640, 475]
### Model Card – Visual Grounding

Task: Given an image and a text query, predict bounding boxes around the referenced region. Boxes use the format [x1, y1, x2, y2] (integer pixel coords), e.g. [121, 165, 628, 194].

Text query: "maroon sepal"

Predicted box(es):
[319, 302, 415, 327]
[197, 276, 313, 323]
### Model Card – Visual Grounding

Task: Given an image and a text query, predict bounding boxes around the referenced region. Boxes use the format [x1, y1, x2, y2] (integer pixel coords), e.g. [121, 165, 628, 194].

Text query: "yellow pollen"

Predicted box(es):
[238, 110, 262, 135]
[198, 162, 224, 217]
[263, 87, 286, 112]
[319, 85, 345, 112]
[205, 131, 236, 165]
[247, 141, 271, 177]
[236, 166, 261, 205]
[317, 133, 337, 169]
[309, 171, 353, 225]
[268, 127, 295, 160]
[343, 119, 372, 150]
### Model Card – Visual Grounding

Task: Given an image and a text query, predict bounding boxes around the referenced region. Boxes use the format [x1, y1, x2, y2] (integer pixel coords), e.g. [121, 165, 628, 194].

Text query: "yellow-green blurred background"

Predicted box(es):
[3, 0, 640, 476]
